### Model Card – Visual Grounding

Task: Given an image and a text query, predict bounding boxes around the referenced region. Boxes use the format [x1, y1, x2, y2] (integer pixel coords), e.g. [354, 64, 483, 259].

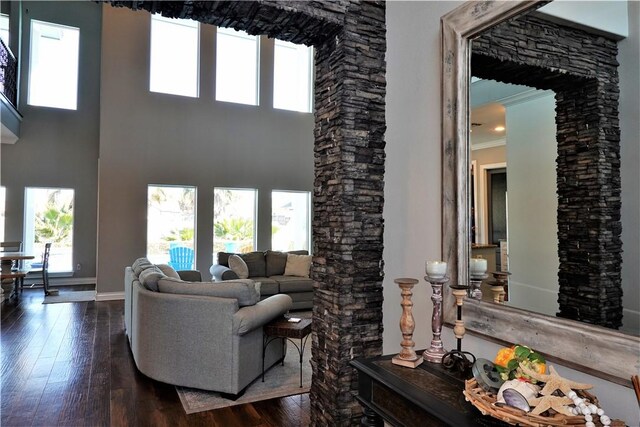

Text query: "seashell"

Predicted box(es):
[497, 379, 540, 404]
[501, 389, 531, 412]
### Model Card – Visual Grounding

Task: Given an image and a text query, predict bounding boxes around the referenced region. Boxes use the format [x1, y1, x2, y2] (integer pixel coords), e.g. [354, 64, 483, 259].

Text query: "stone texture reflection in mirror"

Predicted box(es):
[470, 10, 624, 329]
[441, 0, 639, 385]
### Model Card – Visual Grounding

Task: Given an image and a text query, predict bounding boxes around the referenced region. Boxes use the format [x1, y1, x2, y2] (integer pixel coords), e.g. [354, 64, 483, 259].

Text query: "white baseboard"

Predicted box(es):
[23, 276, 97, 287]
[95, 291, 124, 301]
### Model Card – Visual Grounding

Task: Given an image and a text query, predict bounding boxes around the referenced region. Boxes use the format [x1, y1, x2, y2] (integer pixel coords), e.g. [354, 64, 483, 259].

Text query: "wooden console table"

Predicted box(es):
[351, 353, 508, 427]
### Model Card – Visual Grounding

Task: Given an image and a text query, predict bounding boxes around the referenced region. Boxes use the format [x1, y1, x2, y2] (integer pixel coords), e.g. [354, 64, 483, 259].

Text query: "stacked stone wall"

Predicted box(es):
[472, 15, 622, 328]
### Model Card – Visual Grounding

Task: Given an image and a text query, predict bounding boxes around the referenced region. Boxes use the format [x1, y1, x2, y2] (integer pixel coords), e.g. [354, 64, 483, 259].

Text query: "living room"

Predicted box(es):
[1, 1, 639, 426]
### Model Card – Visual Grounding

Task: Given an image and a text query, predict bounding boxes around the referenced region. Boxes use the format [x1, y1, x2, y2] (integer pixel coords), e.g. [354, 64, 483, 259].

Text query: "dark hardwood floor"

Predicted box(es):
[1, 286, 310, 426]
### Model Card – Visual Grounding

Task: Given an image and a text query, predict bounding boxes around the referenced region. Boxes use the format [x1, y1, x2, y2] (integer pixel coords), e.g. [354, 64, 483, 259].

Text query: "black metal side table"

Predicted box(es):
[262, 316, 312, 387]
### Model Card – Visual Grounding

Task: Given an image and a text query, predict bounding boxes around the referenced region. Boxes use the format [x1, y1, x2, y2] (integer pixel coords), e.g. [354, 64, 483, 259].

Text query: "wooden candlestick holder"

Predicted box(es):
[469, 272, 488, 300]
[487, 271, 510, 304]
[423, 275, 448, 363]
[392, 278, 423, 368]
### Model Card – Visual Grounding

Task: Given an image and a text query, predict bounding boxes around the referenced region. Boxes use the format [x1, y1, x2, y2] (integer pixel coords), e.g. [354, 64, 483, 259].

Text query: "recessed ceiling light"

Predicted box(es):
[494, 126, 505, 132]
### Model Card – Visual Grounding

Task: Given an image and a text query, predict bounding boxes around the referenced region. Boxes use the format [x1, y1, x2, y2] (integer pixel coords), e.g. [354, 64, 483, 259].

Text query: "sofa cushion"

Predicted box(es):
[241, 251, 266, 278]
[228, 255, 249, 279]
[265, 250, 308, 277]
[217, 252, 232, 267]
[270, 275, 314, 293]
[250, 277, 279, 296]
[139, 266, 166, 291]
[265, 250, 287, 277]
[284, 254, 312, 278]
[157, 277, 259, 307]
[156, 264, 181, 279]
[132, 257, 154, 276]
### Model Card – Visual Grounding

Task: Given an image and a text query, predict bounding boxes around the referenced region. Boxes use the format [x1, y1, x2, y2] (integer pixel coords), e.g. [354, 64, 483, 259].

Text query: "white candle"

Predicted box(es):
[425, 260, 447, 279]
[470, 258, 487, 275]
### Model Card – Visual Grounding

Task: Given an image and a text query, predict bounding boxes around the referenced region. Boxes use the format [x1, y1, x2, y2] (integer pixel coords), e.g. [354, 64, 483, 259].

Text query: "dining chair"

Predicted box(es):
[40, 243, 57, 296]
[28, 243, 52, 291]
[1, 241, 24, 288]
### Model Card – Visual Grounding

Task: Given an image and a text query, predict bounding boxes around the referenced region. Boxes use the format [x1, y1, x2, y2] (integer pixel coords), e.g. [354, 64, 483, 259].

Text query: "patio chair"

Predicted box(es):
[168, 246, 194, 271]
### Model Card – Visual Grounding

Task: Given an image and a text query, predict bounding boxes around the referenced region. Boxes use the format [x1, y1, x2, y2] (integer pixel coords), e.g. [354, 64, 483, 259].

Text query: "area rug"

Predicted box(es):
[176, 340, 311, 414]
[43, 290, 96, 304]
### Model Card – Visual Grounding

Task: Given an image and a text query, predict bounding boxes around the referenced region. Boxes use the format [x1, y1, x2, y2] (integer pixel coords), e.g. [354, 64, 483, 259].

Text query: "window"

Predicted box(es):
[216, 27, 259, 105]
[28, 20, 79, 110]
[147, 185, 196, 268]
[273, 40, 313, 112]
[150, 14, 199, 97]
[24, 188, 74, 272]
[213, 188, 257, 256]
[0, 14, 9, 46]
[271, 191, 311, 251]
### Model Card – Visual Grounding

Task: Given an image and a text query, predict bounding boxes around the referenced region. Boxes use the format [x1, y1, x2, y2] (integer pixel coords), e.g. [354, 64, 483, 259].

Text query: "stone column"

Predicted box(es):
[310, 2, 386, 425]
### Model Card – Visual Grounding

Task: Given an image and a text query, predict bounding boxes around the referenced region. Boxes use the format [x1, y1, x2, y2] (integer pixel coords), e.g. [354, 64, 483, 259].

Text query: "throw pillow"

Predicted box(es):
[284, 253, 312, 278]
[241, 252, 267, 277]
[229, 255, 249, 279]
[217, 252, 233, 267]
[138, 266, 166, 292]
[156, 264, 181, 279]
[265, 250, 309, 276]
[265, 250, 287, 276]
[132, 257, 154, 276]
[157, 278, 260, 307]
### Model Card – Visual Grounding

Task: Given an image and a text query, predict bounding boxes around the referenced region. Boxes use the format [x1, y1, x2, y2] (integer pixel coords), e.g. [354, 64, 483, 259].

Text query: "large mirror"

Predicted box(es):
[442, 2, 640, 385]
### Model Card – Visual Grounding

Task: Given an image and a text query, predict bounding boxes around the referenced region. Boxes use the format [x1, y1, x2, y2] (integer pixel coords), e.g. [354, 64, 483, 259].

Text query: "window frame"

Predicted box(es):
[213, 187, 258, 258]
[23, 187, 75, 273]
[149, 14, 200, 98]
[215, 27, 260, 106]
[146, 184, 198, 268]
[273, 39, 314, 113]
[270, 189, 312, 252]
[27, 19, 80, 110]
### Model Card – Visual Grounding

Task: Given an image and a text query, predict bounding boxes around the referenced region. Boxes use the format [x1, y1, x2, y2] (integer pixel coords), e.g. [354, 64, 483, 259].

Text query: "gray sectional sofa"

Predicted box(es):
[124, 257, 292, 396]
[210, 250, 314, 310]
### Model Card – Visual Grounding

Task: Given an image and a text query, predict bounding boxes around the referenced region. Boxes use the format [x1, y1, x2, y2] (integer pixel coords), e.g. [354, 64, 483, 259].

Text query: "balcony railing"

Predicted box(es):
[0, 37, 17, 108]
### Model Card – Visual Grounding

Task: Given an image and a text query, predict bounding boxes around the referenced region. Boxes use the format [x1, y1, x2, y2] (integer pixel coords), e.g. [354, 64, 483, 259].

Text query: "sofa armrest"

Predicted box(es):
[210, 264, 239, 281]
[232, 294, 293, 336]
[177, 270, 202, 282]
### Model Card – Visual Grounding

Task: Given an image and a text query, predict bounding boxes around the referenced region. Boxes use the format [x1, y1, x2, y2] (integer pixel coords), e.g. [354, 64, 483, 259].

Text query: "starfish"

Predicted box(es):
[529, 395, 574, 416]
[519, 363, 593, 396]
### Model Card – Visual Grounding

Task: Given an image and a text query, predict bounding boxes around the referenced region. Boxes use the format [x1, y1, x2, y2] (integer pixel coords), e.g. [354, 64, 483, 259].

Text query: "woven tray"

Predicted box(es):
[463, 378, 625, 427]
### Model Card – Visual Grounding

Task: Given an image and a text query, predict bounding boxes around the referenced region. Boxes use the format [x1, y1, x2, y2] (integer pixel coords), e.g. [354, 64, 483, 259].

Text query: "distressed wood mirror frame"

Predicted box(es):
[441, 0, 639, 386]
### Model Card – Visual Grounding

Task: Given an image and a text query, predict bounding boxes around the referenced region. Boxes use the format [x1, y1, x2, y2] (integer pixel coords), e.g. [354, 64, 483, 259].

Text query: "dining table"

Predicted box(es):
[1, 252, 35, 299]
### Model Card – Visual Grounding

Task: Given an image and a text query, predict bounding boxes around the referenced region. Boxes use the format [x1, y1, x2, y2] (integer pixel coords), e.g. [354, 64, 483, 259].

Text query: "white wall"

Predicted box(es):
[97, 6, 314, 294]
[537, 0, 629, 38]
[385, 2, 638, 424]
[504, 94, 559, 316]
